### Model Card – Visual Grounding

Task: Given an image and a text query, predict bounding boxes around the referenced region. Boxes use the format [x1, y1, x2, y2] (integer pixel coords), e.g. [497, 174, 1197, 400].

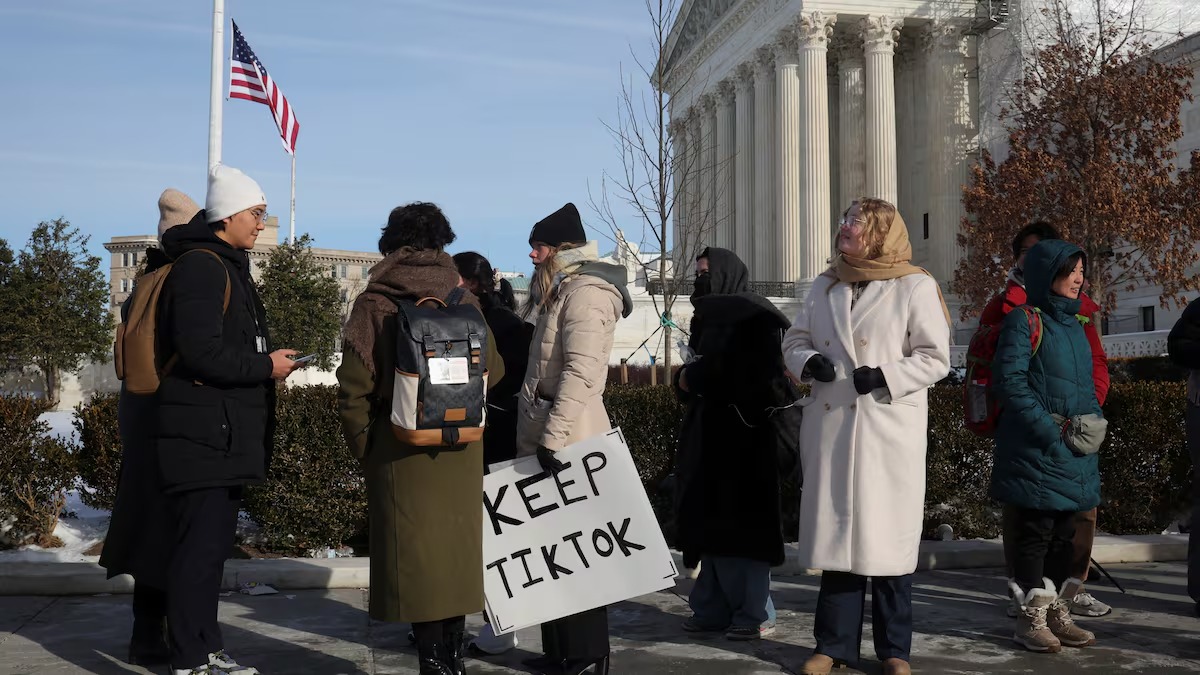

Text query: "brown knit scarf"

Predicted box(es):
[823, 210, 952, 326]
[342, 247, 479, 376]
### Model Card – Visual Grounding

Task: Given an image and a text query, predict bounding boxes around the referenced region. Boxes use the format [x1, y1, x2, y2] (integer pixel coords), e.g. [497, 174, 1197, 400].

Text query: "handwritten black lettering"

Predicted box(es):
[607, 518, 645, 556]
[516, 472, 561, 518]
[582, 451, 607, 496]
[484, 485, 523, 535]
[541, 544, 573, 580]
[563, 531, 590, 569]
[592, 528, 615, 557]
[552, 464, 587, 506]
[512, 548, 544, 589]
[486, 557, 514, 599]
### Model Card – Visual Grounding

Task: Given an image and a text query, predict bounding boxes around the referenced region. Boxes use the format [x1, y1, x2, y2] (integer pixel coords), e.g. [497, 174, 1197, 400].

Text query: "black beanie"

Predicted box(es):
[529, 203, 587, 247]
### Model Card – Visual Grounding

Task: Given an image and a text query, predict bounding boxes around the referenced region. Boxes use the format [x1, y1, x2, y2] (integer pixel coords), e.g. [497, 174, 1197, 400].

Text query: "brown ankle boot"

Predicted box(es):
[1011, 579, 1062, 653]
[883, 657, 911, 675]
[1048, 578, 1096, 647]
[801, 653, 845, 675]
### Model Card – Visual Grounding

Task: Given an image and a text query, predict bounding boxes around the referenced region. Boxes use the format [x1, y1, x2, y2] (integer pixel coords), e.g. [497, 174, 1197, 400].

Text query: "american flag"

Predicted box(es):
[229, 20, 299, 154]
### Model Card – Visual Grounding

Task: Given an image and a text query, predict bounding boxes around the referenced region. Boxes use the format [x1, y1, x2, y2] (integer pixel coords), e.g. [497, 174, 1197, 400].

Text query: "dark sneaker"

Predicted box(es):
[725, 624, 775, 641]
[681, 616, 726, 633]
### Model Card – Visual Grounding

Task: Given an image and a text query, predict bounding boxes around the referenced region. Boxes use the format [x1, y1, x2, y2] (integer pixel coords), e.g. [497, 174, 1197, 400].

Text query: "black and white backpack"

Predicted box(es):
[390, 288, 489, 447]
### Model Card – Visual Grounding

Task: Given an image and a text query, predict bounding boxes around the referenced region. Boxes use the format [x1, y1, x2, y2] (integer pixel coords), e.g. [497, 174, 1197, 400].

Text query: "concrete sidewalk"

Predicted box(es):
[1, 563, 1197, 674]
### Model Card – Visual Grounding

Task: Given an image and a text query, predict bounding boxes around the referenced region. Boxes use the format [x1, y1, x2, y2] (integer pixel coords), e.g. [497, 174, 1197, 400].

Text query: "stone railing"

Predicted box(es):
[646, 279, 796, 298]
[949, 329, 1171, 369]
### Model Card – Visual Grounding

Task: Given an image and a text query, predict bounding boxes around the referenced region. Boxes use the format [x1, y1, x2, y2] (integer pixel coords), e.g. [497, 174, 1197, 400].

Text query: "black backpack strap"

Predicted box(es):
[446, 287, 466, 306]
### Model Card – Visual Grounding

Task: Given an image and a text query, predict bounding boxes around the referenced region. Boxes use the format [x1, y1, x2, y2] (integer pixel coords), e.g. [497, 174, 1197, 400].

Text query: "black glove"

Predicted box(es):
[536, 445, 566, 475]
[804, 354, 836, 383]
[853, 366, 887, 395]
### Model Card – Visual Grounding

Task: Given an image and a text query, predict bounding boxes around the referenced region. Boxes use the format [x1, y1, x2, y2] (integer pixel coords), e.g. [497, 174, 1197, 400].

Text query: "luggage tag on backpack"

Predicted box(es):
[428, 357, 470, 385]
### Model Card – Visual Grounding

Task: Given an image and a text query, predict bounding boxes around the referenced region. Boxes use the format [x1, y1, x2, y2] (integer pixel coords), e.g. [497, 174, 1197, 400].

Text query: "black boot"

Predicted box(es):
[443, 625, 467, 675]
[416, 634, 454, 675]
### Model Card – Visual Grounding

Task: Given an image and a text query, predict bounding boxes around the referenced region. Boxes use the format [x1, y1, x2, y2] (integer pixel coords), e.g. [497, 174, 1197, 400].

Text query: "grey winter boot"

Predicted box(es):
[1048, 578, 1097, 647]
[1011, 579, 1061, 653]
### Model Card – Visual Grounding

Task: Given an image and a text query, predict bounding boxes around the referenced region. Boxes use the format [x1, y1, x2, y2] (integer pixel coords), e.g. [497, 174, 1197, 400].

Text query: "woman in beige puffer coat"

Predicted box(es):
[517, 202, 632, 675]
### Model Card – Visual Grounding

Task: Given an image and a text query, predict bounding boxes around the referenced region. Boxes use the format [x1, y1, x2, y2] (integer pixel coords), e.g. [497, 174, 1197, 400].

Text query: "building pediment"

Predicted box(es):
[665, 0, 741, 74]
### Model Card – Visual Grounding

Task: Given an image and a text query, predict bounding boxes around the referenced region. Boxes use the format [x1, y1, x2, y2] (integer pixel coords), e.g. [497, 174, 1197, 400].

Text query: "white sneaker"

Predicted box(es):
[1068, 590, 1113, 617]
[469, 622, 518, 655]
[209, 650, 259, 674]
[173, 667, 231, 675]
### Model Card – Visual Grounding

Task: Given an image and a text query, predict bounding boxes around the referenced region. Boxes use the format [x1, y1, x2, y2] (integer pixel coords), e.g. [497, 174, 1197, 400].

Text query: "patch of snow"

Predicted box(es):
[38, 411, 78, 445]
[0, 490, 109, 563]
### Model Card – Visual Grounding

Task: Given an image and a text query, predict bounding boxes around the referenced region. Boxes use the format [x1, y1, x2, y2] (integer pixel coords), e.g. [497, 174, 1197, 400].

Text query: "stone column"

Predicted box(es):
[861, 15, 903, 204]
[834, 32, 866, 211]
[925, 21, 975, 284]
[700, 94, 718, 249]
[752, 47, 776, 282]
[687, 106, 704, 257]
[796, 12, 836, 285]
[715, 80, 737, 252]
[734, 64, 756, 271]
[668, 116, 689, 264]
[774, 30, 802, 284]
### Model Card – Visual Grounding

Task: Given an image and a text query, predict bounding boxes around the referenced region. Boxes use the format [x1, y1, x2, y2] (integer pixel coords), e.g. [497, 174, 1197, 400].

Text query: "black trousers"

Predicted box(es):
[412, 615, 466, 646]
[541, 606, 609, 662]
[132, 582, 167, 646]
[166, 486, 241, 670]
[1187, 404, 1200, 603]
[1007, 506, 1076, 594]
[813, 571, 912, 664]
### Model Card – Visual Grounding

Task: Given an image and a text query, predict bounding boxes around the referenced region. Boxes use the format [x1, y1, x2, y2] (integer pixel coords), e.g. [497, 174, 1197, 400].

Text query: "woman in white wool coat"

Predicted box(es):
[782, 198, 951, 675]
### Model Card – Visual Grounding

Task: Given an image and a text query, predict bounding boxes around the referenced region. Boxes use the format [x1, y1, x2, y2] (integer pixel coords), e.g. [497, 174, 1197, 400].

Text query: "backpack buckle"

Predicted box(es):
[468, 332, 481, 364]
[422, 335, 436, 357]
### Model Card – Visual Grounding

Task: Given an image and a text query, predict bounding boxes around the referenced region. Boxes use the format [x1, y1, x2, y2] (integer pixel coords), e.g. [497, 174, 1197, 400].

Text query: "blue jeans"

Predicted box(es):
[813, 571, 913, 664]
[688, 556, 776, 629]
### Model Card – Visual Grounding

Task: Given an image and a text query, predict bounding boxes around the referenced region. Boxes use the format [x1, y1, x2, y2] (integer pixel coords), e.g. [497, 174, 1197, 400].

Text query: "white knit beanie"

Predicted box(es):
[205, 165, 266, 224]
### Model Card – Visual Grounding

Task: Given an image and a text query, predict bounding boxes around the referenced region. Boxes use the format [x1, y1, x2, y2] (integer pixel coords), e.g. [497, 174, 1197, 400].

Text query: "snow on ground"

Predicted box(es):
[39, 410, 78, 445]
[0, 489, 108, 563]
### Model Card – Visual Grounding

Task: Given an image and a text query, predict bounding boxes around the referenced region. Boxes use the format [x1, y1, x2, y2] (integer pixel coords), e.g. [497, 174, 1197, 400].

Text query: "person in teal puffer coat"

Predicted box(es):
[990, 239, 1102, 654]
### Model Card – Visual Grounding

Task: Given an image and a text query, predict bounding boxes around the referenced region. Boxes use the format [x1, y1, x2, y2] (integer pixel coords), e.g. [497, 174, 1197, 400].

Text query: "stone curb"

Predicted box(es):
[674, 534, 1187, 578]
[0, 535, 1186, 596]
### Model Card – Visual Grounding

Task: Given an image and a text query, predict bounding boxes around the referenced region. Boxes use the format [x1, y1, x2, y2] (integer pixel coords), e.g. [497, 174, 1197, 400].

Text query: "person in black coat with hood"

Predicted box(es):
[1168, 298, 1200, 617]
[673, 247, 800, 642]
[454, 252, 532, 468]
[100, 189, 201, 667]
[155, 166, 303, 675]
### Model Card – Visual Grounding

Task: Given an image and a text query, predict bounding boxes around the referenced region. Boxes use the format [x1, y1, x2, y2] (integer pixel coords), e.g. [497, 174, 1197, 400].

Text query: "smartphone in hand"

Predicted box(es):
[292, 353, 317, 365]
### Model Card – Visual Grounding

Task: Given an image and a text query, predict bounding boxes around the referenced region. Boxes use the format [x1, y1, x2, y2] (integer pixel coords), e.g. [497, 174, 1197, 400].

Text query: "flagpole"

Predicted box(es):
[289, 153, 296, 244]
[208, 0, 225, 173]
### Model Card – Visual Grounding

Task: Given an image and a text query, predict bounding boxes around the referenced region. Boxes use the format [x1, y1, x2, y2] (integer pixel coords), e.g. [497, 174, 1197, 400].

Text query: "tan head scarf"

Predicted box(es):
[825, 208, 952, 325]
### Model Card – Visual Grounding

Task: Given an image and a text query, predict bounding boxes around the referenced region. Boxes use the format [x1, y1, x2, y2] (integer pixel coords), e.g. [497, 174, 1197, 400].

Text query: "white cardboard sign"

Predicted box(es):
[481, 428, 677, 635]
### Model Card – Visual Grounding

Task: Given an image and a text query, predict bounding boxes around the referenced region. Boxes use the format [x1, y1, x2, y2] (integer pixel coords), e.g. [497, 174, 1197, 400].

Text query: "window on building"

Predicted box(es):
[923, 214, 929, 240]
[330, 264, 338, 278]
[361, 265, 370, 279]
[1141, 306, 1155, 332]
[340, 289, 349, 303]
[340, 264, 348, 279]
[1100, 316, 1110, 336]
[120, 278, 129, 293]
[121, 252, 130, 267]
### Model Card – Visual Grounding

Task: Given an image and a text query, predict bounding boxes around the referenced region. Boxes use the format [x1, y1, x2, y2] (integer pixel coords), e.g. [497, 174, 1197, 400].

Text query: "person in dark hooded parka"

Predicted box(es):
[673, 247, 800, 641]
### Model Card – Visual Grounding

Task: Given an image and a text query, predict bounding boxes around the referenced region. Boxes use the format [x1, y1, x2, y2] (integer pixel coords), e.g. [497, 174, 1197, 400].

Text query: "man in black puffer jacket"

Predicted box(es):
[156, 165, 302, 675]
[1168, 299, 1200, 618]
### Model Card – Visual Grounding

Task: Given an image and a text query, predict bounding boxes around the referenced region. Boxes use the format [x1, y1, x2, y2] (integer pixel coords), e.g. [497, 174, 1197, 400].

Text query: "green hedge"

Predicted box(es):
[73, 393, 121, 511]
[0, 395, 76, 548]
[61, 379, 1195, 553]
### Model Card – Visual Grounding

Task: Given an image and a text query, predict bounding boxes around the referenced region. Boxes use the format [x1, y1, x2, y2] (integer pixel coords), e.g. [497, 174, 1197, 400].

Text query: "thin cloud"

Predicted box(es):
[0, 7, 205, 37]
[384, 0, 651, 37]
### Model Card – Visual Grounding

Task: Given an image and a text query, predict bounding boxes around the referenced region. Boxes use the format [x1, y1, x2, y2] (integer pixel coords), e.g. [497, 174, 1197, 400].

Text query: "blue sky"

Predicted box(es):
[0, 0, 661, 272]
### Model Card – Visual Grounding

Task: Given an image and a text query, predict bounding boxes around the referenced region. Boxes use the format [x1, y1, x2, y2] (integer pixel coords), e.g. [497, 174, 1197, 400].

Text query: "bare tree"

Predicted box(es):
[589, 0, 719, 376]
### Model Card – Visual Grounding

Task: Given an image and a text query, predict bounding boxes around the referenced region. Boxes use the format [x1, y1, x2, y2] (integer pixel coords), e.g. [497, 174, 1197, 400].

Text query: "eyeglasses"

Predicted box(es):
[250, 208, 267, 223]
[839, 216, 865, 228]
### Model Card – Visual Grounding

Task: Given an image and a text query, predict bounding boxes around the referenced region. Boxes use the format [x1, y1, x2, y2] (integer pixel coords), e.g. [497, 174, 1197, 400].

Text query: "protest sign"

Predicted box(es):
[481, 428, 677, 635]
